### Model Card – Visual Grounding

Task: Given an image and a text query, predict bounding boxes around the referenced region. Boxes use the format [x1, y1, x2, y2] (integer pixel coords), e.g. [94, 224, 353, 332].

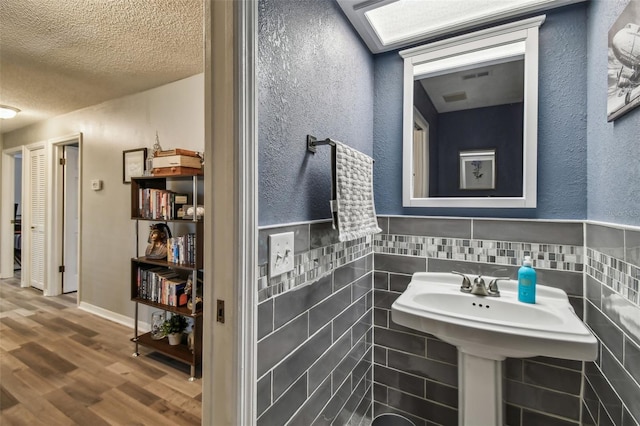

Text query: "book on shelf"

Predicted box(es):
[137, 267, 187, 307]
[152, 155, 202, 169]
[137, 188, 189, 220]
[155, 148, 200, 158]
[167, 233, 197, 265]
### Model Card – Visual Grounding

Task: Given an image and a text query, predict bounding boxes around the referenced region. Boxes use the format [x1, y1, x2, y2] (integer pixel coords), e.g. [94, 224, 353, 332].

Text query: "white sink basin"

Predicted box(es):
[391, 272, 597, 361]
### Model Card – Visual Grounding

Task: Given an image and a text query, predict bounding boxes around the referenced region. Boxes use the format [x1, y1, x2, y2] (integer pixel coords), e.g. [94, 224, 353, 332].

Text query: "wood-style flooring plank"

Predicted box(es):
[0, 404, 50, 426]
[67, 368, 126, 396]
[36, 297, 69, 310]
[28, 312, 76, 335]
[0, 366, 75, 425]
[0, 327, 33, 348]
[149, 398, 203, 426]
[12, 367, 61, 396]
[10, 342, 77, 376]
[0, 385, 19, 411]
[1, 297, 38, 313]
[105, 361, 160, 388]
[119, 353, 172, 381]
[144, 380, 203, 414]
[44, 388, 111, 426]
[90, 387, 181, 426]
[0, 278, 201, 425]
[0, 348, 24, 372]
[51, 317, 99, 338]
[158, 371, 203, 399]
[117, 381, 162, 406]
[0, 317, 38, 338]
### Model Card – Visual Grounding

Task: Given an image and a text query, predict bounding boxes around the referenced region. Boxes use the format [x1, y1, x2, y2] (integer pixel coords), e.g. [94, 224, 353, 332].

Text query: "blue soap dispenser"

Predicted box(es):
[518, 256, 537, 304]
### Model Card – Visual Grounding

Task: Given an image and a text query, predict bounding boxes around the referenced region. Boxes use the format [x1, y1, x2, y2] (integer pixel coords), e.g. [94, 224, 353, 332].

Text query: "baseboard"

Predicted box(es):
[78, 302, 150, 332]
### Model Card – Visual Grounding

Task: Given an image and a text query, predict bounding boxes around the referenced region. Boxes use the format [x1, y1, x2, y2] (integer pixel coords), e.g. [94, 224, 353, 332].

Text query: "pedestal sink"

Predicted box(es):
[391, 272, 597, 426]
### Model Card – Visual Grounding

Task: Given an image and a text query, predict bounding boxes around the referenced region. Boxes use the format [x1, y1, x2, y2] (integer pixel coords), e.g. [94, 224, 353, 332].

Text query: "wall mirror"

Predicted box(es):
[401, 16, 544, 208]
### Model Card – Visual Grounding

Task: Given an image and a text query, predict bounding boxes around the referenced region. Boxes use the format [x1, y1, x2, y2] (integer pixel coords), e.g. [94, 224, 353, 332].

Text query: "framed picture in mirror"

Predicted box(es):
[459, 149, 495, 190]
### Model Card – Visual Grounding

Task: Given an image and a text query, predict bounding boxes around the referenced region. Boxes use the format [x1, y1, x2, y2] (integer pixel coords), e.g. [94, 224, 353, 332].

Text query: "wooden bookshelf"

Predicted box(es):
[130, 174, 203, 381]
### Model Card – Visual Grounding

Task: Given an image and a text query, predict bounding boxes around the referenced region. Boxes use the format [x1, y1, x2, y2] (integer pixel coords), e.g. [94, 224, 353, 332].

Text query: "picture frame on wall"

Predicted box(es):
[459, 149, 496, 190]
[606, 1, 640, 122]
[123, 148, 147, 184]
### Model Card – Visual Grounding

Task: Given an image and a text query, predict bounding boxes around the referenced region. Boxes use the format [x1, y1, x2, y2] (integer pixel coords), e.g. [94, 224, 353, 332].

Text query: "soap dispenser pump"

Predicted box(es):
[518, 256, 537, 304]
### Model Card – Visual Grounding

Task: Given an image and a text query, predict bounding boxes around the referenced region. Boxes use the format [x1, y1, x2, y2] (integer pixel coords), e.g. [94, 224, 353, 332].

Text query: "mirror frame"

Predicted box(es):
[400, 15, 545, 208]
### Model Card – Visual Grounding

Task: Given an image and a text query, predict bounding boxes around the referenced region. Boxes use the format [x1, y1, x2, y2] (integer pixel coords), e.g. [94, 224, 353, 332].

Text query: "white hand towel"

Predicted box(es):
[332, 141, 381, 242]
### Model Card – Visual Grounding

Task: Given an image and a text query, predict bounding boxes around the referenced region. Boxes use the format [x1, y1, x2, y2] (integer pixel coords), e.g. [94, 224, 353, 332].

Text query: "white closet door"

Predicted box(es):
[29, 147, 46, 291]
[63, 146, 79, 293]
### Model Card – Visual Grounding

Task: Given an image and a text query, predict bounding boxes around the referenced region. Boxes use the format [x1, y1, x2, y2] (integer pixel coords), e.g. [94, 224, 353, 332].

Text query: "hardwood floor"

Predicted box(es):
[0, 277, 202, 425]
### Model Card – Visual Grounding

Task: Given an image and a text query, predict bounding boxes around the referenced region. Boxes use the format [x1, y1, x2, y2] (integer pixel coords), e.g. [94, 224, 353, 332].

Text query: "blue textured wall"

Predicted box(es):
[258, 0, 374, 226]
[586, 0, 640, 227]
[437, 104, 523, 197]
[373, 5, 589, 218]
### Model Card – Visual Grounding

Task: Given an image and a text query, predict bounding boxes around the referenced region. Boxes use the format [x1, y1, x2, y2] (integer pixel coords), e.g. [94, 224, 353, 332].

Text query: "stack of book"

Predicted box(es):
[152, 148, 202, 176]
[136, 267, 187, 307]
[166, 233, 197, 265]
[137, 189, 188, 220]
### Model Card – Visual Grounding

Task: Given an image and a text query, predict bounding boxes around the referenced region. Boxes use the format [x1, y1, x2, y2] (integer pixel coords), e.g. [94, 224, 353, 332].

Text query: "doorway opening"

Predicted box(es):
[13, 154, 23, 279]
[61, 144, 79, 294]
[51, 134, 82, 299]
[1, 147, 25, 285]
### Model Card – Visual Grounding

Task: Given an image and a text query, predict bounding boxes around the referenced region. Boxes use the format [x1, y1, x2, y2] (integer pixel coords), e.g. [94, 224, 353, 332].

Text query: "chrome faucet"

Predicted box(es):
[452, 272, 509, 297]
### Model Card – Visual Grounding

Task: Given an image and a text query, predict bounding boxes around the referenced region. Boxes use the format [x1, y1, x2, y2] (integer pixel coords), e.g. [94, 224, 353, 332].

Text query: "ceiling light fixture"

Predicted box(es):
[338, 0, 586, 53]
[365, 0, 549, 45]
[0, 105, 20, 119]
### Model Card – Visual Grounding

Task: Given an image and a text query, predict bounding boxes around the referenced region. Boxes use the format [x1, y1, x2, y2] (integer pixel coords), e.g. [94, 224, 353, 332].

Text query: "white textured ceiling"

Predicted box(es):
[419, 60, 524, 113]
[0, 0, 203, 134]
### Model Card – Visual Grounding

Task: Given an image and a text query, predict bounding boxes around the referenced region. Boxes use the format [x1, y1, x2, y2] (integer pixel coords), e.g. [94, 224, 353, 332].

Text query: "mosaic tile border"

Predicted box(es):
[373, 234, 584, 272]
[257, 236, 373, 301]
[586, 248, 640, 306]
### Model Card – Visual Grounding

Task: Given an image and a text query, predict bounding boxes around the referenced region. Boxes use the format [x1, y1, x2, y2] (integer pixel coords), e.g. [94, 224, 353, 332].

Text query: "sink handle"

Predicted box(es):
[488, 277, 510, 296]
[452, 271, 472, 292]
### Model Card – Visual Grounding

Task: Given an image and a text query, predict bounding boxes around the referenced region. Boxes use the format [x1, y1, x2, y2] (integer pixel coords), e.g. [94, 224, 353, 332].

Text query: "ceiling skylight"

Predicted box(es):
[337, 0, 586, 53]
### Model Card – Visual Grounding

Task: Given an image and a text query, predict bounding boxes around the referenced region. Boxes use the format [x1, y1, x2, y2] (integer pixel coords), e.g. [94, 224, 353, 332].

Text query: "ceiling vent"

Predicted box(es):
[462, 71, 490, 80]
[443, 92, 468, 103]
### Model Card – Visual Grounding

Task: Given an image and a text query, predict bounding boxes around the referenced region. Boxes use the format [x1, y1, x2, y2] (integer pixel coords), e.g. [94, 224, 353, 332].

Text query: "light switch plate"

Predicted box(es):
[269, 232, 294, 278]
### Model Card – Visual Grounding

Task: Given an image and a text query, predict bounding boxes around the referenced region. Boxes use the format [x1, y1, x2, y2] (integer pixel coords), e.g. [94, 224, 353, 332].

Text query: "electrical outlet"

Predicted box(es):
[269, 232, 294, 277]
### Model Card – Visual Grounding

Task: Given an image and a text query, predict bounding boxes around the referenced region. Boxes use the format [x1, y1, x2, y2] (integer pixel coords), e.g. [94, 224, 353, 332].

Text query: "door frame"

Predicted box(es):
[0, 146, 26, 284]
[49, 133, 83, 298]
[202, 0, 257, 424]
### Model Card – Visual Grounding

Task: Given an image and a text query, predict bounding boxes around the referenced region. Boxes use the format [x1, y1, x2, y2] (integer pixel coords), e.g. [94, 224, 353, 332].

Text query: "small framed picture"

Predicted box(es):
[123, 148, 147, 183]
[459, 149, 496, 190]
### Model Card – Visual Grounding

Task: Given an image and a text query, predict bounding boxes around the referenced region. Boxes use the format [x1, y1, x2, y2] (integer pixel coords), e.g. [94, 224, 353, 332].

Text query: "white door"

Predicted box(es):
[413, 127, 425, 198]
[63, 146, 79, 293]
[412, 109, 430, 199]
[29, 147, 46, 291]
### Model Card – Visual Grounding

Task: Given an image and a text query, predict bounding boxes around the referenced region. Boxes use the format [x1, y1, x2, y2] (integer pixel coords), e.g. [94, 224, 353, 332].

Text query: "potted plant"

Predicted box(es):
[161, 314, 188, 345]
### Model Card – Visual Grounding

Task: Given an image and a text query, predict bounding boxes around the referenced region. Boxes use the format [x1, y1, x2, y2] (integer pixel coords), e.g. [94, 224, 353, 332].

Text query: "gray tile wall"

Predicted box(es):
[583, 223, 640, 426]
[257, 222, 374, 425]
[257, 219, 640, 426]
[373, 216, 586, 426]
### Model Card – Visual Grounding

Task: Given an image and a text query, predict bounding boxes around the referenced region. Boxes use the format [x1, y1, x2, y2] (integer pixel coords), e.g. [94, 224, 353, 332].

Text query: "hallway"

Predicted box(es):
[0, 278, 202, 425]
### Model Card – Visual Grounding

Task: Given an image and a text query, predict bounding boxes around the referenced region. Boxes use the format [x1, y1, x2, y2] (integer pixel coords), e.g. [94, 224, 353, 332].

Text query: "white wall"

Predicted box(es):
[2, 74, 204, 318]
